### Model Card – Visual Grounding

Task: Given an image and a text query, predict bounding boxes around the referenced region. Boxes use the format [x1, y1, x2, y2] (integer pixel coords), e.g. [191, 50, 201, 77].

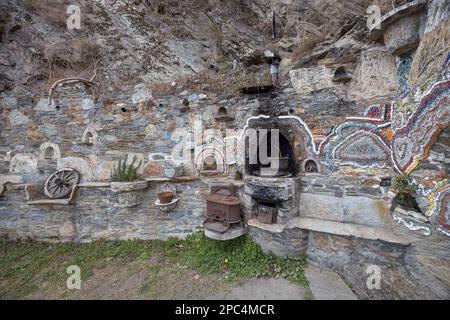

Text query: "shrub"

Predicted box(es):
[391, 174, 421, 212]
[111, 156, 142, 182]
[391, 174, 416, 195]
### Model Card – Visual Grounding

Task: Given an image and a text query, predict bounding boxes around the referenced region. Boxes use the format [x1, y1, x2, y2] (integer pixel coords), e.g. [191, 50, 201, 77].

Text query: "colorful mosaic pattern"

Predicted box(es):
[334, 131, 390, 163]
[364, 103, 392, 120]
[319, 117, 392, 169]
[318, 52, 450, 235]
[391, 79, 450, 173]
[423, 180, 450, 232]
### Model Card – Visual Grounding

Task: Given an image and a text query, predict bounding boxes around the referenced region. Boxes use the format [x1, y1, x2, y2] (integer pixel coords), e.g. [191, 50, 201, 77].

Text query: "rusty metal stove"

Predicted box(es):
[204, 186, 241, 233]
[256, 200, 277, 224]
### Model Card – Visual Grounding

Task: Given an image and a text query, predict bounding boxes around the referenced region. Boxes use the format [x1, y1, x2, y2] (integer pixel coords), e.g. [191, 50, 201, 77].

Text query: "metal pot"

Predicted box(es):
[158, 191, 174, 204]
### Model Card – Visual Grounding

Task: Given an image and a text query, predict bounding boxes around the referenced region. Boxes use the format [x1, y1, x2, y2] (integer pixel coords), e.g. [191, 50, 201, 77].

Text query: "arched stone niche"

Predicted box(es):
[81, 127, 98, 146]
[39, 142, 61, 160]
[214, 106, 232, 121]
[303, 159, 319, 173]
[196, 147, 227, 175]
[333, 66, 351, 83]
[49, 80, 97, 112]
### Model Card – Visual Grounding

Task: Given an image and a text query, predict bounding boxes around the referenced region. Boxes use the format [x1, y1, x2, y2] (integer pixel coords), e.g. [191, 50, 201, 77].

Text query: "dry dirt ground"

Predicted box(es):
[26, 256, 231, 300]
[0, 238, 356, 300]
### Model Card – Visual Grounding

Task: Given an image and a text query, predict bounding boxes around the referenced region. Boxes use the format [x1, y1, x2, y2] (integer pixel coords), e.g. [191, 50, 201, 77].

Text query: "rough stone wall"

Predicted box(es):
[307, 230, 450, 299]
[299, 174, 393, 229]
[0, 0, 449, 300]
[0, 179, 214, 242]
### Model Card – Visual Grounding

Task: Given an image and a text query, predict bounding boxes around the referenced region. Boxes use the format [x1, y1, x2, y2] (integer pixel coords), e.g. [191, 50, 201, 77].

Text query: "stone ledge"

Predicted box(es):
[78, 182, 111, 188]
[247, 219, 285, 233]
[369, 0, 427, 40]
[144, 176, 200, 182]
[27, 199, 72, 205]
[204, 224, 247, 241]
[286, 217, 410, 245]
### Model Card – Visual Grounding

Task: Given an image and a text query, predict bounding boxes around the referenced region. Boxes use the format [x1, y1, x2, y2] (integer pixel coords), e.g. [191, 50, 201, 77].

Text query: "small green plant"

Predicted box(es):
[111, 156, 142, 182]
[391, 174, 421, 212]
[391, 174, 416, 194]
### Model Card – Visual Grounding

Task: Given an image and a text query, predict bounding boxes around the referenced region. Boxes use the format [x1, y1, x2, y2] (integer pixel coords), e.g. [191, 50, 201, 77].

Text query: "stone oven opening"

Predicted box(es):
[246, 130, 297, 177]
[255, 199, 277, 224]
[203, 155, 218, 172]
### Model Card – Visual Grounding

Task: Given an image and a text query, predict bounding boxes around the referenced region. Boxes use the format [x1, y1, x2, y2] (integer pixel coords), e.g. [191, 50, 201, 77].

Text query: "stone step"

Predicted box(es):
[305, 266, 358, 300]
[287, 217, 410, 245]
[206, 277, 307, 300]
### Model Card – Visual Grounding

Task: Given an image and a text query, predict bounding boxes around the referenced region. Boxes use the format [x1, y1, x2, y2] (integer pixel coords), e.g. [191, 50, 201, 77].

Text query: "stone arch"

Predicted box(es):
[237, 115, 318, 176]
[218, 106, 227, 117]
[196, 147, 227, 174]
[39, 142, 61, 160]
[304, 159, 319, 173]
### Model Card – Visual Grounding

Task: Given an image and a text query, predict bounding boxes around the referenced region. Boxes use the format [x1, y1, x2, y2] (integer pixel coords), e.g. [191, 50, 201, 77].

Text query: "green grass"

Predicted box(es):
[177, 233, 309, 286]
[0, 233, 309, 299]
[304, 288, 315, 300]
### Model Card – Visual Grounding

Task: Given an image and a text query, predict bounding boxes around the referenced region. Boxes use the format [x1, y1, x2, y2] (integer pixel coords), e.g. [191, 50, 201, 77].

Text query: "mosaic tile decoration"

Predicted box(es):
[318, 52, 450, 235]
[364, 103, 392, 120]
[391, 79, 450, 173]
[423, 180, 450, 233]
[319, 117, 392, 169]
[332, 131, 391, 167]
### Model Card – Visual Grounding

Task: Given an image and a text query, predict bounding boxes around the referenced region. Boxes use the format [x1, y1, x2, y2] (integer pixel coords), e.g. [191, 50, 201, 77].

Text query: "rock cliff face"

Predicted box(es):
[0, 0, 409, 132]
[0, 0, 449, 299]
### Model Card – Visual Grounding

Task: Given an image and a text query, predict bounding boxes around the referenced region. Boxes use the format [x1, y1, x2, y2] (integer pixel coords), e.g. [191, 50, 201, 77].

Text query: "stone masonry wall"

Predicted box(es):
[0, 179, 214, 242]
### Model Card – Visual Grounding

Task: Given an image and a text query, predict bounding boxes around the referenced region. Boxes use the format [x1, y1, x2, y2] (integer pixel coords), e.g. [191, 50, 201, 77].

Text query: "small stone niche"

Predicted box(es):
[203, 155, 218, 171]
[44, 147, 55, 159]
[38, 143, 61, 178]
[81, 128, 97, 146]
[304, 160, 318, 173]
[333, 67, 352, 83]
[39, 143, 61, 161]
[214, 106, 232, 121]
[196, 147, 227, 175]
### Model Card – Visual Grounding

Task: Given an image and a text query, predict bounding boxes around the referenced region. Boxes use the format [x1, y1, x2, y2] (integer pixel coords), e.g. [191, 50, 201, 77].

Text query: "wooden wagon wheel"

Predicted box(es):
[44, 168, 80, 199]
